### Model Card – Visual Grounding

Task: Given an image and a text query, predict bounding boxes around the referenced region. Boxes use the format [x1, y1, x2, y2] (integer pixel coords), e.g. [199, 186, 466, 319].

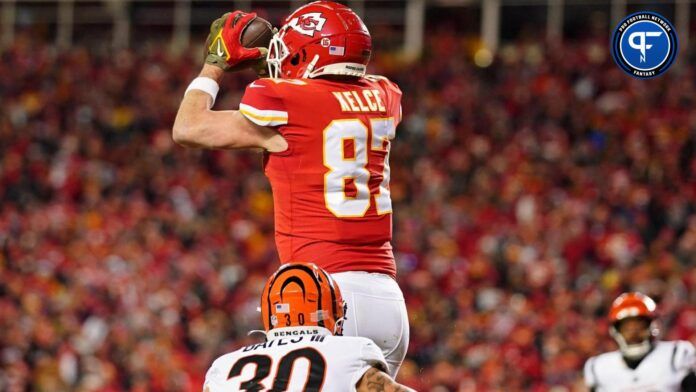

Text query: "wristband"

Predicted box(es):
[185, 77, 220, 105]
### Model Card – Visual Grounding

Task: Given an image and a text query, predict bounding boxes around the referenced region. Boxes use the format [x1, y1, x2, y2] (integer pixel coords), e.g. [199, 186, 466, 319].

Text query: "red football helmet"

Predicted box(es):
[267, 1, 372, 79]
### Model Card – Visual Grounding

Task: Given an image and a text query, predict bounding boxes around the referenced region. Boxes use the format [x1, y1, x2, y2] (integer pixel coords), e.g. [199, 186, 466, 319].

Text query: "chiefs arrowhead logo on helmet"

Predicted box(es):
[287, 12, 327, 37]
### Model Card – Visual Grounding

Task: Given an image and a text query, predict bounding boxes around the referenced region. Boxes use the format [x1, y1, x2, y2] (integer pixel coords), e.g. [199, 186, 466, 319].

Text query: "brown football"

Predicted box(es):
[231, 14, 274, 74]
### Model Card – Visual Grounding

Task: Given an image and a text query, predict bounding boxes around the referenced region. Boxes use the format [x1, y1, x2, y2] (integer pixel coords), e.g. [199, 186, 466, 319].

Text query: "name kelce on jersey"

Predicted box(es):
[242, 335, 326, 352]
[332, 89, 386, 113]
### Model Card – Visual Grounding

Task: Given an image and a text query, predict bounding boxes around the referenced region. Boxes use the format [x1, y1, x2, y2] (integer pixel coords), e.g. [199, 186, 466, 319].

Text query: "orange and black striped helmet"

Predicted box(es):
[608, 292, 657, 324]
[261, 262, 346, 334]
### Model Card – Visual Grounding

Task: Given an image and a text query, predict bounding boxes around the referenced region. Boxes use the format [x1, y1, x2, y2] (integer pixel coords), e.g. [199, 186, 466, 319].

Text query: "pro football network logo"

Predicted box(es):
[611, 12, 678, 79]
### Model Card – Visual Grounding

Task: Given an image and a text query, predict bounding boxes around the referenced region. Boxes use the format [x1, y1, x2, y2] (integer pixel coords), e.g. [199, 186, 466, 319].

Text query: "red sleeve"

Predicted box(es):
[385, 80, 403, 125]
[368, 75, 403, 125]
[239, 78, 288, 127]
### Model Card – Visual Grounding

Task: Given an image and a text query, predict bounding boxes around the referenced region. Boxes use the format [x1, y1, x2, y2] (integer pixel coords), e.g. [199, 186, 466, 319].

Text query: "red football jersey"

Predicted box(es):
[239, 76, 402, 276]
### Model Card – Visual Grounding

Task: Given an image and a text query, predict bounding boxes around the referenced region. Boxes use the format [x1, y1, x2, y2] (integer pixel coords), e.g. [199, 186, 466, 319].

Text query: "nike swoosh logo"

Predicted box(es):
[216, 39, 225, 57]
[248, 82, 265, 88]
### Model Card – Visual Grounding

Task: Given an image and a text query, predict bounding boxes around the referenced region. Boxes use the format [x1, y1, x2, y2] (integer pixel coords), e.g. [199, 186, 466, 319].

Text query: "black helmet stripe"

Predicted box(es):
[280, 276, 306, 300]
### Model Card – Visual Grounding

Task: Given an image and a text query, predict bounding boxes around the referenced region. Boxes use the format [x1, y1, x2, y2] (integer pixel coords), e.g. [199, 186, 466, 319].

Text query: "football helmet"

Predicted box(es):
[608, 292, 659, 360]
[261, 262, 346, 335]
[267, 1, 372, 79]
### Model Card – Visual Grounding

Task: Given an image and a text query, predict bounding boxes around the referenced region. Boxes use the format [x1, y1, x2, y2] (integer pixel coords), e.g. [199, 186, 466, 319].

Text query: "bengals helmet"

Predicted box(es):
[609, 292, 658, 323]
[261, 262, 346, 335]
[608, 292, 659, 359]
[267, 1, 371, 79]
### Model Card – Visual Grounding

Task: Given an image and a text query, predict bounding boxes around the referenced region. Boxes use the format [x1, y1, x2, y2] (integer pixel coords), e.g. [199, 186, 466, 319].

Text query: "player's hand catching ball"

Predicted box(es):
[204, 11, 273, 73]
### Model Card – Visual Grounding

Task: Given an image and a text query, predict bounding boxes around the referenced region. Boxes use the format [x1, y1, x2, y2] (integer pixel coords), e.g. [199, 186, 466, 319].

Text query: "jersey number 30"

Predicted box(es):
[227, 348, 325, 391]
[323, 118, 395, 218]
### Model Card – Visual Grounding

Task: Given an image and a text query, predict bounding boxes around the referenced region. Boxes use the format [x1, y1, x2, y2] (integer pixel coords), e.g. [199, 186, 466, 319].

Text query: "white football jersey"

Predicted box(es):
[584, 340, 696, 392]
[204, 328, 387, 392]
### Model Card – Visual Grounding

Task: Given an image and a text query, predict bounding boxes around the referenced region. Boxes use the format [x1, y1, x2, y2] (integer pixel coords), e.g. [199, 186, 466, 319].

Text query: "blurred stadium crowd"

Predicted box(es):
[1, 28, 695, 391]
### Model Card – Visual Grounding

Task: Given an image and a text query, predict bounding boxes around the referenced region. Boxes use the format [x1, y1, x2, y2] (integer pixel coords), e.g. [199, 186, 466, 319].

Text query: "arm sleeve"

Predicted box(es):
[350, 339, 389, 391]
[583, 357, 598, 390]
[239, 79, 289, 127]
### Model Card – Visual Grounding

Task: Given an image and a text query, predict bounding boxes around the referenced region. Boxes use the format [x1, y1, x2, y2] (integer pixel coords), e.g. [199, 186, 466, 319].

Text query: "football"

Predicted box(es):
[232, 14, 275, 74]
[240, 14, 274, 48]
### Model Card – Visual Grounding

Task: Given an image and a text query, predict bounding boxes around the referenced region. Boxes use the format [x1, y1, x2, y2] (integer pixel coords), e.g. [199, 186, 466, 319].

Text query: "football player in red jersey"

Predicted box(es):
[173, 1, 408, 376]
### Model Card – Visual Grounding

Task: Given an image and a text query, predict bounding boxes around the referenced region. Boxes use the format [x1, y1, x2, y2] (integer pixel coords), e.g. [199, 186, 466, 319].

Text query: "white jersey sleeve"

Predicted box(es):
[583, 356, 599, 390]
[673, 340, 695, 373]
[348, 339, 389, 389]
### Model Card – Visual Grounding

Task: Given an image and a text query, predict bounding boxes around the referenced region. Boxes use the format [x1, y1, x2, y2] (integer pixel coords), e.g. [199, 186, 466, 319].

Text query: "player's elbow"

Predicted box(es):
[171, 127, 189, 146]
[172, 121, 201, 147]
[172, 129, 193, 147]
[172, 105, 210, 147]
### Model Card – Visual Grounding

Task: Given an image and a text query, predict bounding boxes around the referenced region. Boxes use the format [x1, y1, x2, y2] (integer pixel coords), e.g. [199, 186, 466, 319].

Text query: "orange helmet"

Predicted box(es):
[608, 292, 657, 324]
[261, 262, 345, 335]
[608, 292, 659, 359]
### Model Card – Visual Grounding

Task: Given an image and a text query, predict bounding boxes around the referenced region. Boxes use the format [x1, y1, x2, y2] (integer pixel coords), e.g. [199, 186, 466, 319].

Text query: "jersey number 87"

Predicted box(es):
[323, 117, 395, 218]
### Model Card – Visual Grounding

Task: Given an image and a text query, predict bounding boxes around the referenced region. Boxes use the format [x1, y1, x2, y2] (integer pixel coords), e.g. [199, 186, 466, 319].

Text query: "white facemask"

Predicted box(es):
[609, 323, 657, 360]
[267, 30, 289, 79]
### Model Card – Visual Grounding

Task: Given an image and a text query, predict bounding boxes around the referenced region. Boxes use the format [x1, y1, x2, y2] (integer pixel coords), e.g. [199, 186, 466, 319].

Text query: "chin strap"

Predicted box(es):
[332, 315, 346, 336]
[302, 55, 320, 78]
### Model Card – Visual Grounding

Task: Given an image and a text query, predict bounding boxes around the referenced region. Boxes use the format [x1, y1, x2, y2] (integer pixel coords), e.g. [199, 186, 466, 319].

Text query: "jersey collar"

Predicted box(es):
[267, 326, 332, 340]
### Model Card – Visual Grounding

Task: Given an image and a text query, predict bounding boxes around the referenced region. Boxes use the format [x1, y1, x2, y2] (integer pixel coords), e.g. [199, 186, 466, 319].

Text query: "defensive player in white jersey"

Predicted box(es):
[584, 292, 696, 392]
[203, 262, 414, 392]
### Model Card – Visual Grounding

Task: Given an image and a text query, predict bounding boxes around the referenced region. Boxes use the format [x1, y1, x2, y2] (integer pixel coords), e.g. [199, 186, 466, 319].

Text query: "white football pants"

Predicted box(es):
[330, 271, 410, 378]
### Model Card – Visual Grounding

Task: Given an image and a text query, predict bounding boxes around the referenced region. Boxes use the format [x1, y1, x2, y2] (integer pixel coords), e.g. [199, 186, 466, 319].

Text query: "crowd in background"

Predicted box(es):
[1, 27, 695, 391]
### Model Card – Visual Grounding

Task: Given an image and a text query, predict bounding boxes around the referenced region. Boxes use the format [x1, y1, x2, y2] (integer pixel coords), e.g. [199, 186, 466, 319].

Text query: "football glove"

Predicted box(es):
[204, 11, 265, 71]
